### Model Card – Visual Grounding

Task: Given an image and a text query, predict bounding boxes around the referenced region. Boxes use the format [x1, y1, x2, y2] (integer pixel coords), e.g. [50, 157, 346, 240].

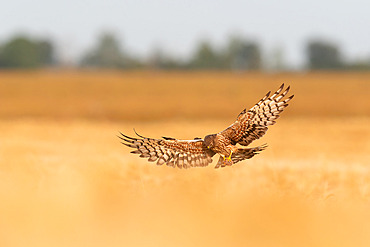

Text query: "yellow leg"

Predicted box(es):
[226, 151, 233, 161]
[219, 152, 233, 167]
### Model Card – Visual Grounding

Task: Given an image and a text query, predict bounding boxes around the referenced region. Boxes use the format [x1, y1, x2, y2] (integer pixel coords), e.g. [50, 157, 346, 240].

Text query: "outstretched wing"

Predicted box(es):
[219, 83, 294, 146]
[119, 131, 216, 169]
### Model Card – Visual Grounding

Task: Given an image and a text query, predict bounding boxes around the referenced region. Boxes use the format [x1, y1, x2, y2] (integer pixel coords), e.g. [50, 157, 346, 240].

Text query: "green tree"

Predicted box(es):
[188, 40, 224, 69]
[346, 59, 370, 70]
[306, 40, 343, 70]
[80, 33, 126, 68]
[147, 46, 184, 70]
[37, 40, 55, 65]
[225, 36, 262, 71]
[0, 35, 54, 68]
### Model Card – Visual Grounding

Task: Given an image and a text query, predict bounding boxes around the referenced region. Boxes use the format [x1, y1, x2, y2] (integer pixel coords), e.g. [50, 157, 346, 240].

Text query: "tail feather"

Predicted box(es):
[231, 144, 267, 164]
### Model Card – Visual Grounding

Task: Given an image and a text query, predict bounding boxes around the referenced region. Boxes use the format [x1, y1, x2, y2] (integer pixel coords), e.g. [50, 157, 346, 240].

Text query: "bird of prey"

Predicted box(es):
[119, 84, 294, 169]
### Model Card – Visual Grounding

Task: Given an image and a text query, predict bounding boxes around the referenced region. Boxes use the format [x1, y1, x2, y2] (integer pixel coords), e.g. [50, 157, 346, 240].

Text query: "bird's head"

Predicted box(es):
[204, 134, 216, 149]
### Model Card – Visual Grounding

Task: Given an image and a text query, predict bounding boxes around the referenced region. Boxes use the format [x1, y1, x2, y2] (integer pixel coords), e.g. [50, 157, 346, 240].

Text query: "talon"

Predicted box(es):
[226, 151, 233, 161]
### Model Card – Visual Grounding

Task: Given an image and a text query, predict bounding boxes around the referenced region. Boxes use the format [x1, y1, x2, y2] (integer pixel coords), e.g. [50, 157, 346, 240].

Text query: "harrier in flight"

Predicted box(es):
[119, 84, 294, 168]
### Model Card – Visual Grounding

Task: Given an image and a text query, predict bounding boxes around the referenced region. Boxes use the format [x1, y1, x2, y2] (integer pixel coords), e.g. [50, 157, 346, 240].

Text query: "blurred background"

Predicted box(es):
[0, 0, 370, 71]
[0, 1, 370, 247]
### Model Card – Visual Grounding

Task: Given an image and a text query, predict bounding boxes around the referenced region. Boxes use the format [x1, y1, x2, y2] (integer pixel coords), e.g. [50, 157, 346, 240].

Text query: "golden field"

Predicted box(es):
[0, 70, 369, 120]
[0, 71, 370, 247]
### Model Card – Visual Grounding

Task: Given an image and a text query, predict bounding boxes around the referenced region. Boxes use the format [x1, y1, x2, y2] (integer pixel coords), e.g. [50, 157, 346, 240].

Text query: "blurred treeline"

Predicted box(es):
[0, 32, 369, 71]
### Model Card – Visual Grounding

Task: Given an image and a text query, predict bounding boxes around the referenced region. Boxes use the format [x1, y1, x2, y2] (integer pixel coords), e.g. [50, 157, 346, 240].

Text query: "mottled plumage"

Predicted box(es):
[119, 84, 294, 168]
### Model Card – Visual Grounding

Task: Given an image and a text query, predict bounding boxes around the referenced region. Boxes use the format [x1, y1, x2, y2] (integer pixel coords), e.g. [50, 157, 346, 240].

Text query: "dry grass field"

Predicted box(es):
[0, 70, 370, 247]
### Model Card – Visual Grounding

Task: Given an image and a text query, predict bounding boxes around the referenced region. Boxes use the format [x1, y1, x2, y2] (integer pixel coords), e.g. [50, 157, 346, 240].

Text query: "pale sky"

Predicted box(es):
[0, 0, 369, 68]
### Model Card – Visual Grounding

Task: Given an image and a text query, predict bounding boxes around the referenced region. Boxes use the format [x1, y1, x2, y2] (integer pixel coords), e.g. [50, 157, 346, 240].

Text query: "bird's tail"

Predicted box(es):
[214, 144, 267, 168]
[231, 144, 268, 164]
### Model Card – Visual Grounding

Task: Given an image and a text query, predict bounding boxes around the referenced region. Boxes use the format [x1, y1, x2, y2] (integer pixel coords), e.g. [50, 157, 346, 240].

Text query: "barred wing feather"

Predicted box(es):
[119, 132, 215, 169]
[220, 83, 294, 146]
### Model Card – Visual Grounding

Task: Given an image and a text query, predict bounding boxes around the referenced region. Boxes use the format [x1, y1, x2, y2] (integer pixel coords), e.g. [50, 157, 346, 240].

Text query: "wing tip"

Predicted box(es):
[285, 94, 294, 102]
[118, 131, 138, 140]
[133, 128, 146, 138]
